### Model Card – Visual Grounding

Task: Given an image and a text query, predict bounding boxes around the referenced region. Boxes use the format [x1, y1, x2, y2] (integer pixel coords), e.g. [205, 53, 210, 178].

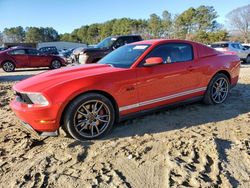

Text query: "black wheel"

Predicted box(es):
[63, 93, 115, 141]
[2, 61, 15, 72]
[50, 59, 61, 69]
[203, 73, 230, 105]
[246, 55, 250, 64]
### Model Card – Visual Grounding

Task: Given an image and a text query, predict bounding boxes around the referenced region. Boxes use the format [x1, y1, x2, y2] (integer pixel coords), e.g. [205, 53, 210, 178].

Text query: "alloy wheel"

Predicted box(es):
[73, 100, 111, 138]
[3, 62, 15, 72]
[211, 77, 229, 104]
[51, 60, 61, 69]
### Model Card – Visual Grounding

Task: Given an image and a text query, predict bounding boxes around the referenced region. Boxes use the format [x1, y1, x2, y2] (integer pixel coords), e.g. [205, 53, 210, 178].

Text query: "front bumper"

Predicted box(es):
[10, 98, 61, 133]
[19, 120, 58, 138]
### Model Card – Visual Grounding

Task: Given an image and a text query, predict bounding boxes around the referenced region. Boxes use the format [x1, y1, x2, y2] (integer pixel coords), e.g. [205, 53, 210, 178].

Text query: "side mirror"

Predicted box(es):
[144, 57, 163, 67]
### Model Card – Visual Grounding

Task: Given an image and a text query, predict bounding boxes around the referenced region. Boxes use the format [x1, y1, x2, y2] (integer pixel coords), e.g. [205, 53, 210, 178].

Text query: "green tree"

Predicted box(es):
[60, 33, 72, 42]
[87, 24, 100, 44]
[25, 27, 43, 42]
[174, 8, 196, 38]
[148, 13, 162, 38]
[42, 27, 59, 42]
[99, 19, 116, 39]
[0, 31, 3, 44]
[161, 10, 172, 38]
[194, 6, 218, 31]
[3, 26, 25, 42]
[25, 27, 59, 42]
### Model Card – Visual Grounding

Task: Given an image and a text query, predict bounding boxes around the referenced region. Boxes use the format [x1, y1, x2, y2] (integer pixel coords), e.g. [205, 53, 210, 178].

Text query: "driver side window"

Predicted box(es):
[144, 43, 193, 64]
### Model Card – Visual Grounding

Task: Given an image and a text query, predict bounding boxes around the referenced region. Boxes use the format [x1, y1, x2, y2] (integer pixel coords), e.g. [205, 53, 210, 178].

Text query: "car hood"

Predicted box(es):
[13, 64, 119, 93]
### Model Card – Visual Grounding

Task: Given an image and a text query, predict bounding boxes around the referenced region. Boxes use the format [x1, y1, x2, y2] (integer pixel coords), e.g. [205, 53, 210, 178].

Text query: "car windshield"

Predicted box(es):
[96, 37, 117, 49]
[99, 44, 150, 68]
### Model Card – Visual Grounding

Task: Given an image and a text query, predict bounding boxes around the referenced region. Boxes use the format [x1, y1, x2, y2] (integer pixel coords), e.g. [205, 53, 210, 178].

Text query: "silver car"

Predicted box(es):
[211, 42, 250, 64]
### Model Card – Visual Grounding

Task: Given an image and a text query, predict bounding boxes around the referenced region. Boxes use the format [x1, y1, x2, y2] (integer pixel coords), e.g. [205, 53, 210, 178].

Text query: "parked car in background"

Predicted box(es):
[10, 39, 240, 140]
[39, 46, 59, 55]
[70, 47, 86, 64]
[211, 42, 250, 64]
[59, 48, 75, 63]
[0, 47, 8, 51]
[242, 44, 250, 50]
[0, 47, 66, 72]
[77, 35, 143, 64]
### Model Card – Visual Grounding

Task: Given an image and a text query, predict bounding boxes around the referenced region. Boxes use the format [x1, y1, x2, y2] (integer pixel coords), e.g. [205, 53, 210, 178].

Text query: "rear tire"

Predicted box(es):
[50, 59, 61, 69]
[2, 61, 15, 72]
[63, 93, 115, 141]
[203, 73, 230, 105]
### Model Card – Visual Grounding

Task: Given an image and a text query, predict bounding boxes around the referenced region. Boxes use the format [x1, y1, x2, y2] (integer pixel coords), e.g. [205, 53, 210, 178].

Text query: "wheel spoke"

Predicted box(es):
[93, 102, 98, 112]
[91, 124, 94, 136]
[97, 116, 109, 123]
[79, 122, 89, 132]
[94, 124, 100, 134]
[212, 91, 218, 97]
[82, 105, 91, 114]
[96, 103, 103, 113]
[77, 110, 88, 117]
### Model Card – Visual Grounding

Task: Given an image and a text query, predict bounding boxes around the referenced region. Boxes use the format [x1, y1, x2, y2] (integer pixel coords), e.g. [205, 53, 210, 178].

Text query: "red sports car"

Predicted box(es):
[0, 47, 66, 72]
[10, 39, 240, 140]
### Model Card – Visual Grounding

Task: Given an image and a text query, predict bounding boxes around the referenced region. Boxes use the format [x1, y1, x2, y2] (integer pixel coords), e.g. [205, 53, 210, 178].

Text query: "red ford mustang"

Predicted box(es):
[10, 39, 240, 140]
[0, 47, 66, 72]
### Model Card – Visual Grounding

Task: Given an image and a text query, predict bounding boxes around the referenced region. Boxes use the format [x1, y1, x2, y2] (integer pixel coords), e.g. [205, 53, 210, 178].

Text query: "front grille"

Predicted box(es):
[15, 92, 33, 104]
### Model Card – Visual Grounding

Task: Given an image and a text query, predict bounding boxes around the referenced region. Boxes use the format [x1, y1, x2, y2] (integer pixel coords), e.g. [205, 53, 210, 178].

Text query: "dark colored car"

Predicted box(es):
[78, 35, 143, 64]
[0, 47, 66, 72]
[0, 47, 8, 51]
[39, 46, 59, 55]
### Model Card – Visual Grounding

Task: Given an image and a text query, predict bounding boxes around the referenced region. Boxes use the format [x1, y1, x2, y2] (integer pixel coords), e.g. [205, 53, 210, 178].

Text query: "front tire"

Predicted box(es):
[2, 61, 15, 72]
[203, 73, 230, 105]
[50, 59, 61, 69]
[63, 93, 115, 141]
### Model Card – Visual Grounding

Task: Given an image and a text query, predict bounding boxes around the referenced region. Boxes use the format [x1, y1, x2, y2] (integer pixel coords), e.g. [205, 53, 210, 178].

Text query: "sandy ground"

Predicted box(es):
[0, 67, 250, 188]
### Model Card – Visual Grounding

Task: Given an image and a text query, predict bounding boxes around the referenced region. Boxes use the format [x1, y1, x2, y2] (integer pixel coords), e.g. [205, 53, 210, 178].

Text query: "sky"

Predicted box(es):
[0, 0, 249, 34]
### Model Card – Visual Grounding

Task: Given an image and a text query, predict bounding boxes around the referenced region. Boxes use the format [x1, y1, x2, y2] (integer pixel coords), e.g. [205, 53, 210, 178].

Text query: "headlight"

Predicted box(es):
[26, 93, 49, 106]
[79, 53, 89, 64]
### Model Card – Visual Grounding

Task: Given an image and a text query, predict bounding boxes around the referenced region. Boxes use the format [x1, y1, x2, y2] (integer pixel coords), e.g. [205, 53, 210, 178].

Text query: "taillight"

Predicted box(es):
[224, 51, 237, 55]
[221, 47, 229, 51]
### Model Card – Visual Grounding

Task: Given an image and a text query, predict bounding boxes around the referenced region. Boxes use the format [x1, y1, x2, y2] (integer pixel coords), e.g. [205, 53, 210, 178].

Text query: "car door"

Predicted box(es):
[136, 43, 202, 111]
[26, 49, 49, 67]
[8, 49, 29, 67]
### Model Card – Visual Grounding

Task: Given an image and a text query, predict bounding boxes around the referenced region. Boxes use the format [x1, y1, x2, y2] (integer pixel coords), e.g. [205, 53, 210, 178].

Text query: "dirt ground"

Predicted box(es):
[0, 67, 250, 188]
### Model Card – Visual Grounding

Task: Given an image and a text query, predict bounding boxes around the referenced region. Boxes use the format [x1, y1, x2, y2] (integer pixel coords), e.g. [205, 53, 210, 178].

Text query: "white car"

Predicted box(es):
[211, 42, 250, 64]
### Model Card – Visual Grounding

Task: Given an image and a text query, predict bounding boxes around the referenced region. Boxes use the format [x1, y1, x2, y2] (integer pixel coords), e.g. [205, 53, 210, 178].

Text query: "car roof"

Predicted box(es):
[130, 39, 196, 45]
[108, 34, 141, 38]
[212, 41, 240, 44]
[8, 46, 37, 50]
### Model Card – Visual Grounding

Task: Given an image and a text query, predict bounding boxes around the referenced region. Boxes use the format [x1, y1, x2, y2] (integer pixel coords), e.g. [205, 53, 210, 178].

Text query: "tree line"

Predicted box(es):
[0, 26, 60, 43]
[0, 5, 249, 45]
[60, 5, 229, 44]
